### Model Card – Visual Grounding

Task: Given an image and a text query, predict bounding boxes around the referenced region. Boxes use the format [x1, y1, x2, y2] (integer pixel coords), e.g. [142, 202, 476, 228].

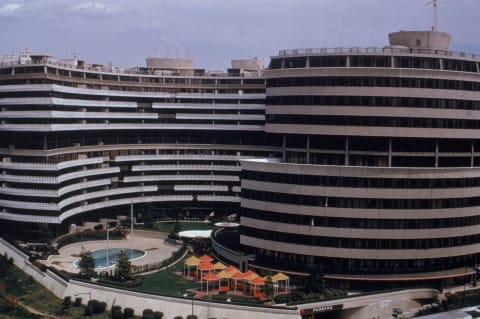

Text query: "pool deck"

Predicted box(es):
[42, 230, 179, 273]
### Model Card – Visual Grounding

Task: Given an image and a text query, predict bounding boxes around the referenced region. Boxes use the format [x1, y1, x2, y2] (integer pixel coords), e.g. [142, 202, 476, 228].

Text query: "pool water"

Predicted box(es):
[74, 248, 146, 269]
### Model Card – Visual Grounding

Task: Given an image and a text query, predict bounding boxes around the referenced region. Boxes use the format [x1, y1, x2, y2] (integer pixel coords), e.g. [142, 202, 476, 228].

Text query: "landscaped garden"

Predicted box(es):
[136, 261, 196, 296]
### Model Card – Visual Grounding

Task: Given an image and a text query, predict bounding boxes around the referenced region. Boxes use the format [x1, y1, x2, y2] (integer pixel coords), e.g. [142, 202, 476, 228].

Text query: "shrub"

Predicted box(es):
[73, 297, 82, 307]
[86, 299, 107, 315]
[62, 296, 72, 309]
[186, 315, 198, 319]
[4, 294, 19, 310]
[111, 305, 123, 319]
[143, 308, 154, 319]
[173, 316, 184, 319]
[153, 311, 164, 319]
[123, 307, 134, 318]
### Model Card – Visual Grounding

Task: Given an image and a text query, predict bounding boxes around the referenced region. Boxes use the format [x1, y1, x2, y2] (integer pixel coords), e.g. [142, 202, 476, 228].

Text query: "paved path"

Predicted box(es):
[42, 231, 178, 273]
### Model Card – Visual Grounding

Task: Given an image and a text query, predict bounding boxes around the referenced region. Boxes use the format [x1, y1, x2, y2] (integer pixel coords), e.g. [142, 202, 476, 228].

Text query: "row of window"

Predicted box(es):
[241, 226, 480, 249]
[0, 91, 264, 105]
[242, 189, 480, 210]
[250, 247, 477, 274]
[267, 76, 480, 92]
[267, 114, 480, 129]
[24, 66, 265, 85]
[270, 56, 478, 72]
[241, 170, 480, 189]
[266, 95, 480, 111]
[241, 208, 480, 229]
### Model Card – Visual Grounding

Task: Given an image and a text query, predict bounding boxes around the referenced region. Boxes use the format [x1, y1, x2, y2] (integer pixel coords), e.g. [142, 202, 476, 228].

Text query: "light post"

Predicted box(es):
[106, 227, 115, 267]
[183, 293, 194, 317]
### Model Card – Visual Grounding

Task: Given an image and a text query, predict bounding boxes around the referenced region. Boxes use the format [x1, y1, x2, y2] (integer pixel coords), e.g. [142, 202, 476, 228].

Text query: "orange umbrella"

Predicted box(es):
[198, 261, 214, 271]
[202, 272, 219, 294]
[230, 271, 246, 292]
[197, 261, 214, 280]
[198, 254, 213, 262]
[250, 277, 265, 297]
[224, 265, 238, 273]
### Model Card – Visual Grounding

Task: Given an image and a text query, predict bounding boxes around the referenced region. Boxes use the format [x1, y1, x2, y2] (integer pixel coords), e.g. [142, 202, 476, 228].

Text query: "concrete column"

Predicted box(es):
[345, 136, 349, 166]
[388, 138, 392, 167]
[435, 140, 439, 168]
[306, 135, 310, 164]
[471, 141, 475, 167]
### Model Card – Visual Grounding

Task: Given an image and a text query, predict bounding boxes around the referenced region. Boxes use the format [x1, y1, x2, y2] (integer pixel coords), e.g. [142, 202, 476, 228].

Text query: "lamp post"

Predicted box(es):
[183, 293, 194, 317]
[106, 227, 114, 267]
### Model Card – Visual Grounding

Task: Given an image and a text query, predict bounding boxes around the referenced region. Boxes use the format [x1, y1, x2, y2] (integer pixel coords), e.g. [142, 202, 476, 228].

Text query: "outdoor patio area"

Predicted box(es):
[42, 230, 179, 273]
[182, 254, 290, 299]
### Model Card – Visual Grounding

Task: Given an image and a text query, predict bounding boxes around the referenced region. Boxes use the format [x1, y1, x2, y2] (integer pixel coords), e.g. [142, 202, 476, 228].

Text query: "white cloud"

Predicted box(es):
[0, 2, 24, 16]
[72, 2, 121, 15]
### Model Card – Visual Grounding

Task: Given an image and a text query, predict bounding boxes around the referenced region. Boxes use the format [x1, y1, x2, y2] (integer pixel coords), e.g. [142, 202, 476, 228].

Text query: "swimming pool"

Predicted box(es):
[74, 248, 146, 269]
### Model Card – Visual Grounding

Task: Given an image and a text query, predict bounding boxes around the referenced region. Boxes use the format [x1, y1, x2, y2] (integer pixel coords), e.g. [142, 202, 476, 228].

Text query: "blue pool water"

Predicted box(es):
[74, 248, 146, 269]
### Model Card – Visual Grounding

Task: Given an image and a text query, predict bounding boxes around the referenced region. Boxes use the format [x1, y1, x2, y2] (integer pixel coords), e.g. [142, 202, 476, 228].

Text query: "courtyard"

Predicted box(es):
[42, 230, 179, 274]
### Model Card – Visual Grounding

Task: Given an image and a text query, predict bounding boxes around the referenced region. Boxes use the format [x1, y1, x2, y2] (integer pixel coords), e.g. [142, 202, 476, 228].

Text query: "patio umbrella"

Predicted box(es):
[272, 272, 290, 292]
[213, 261, 227, 272]
[224, 265, 238, 274]
[183, 255, 200, 276]
[249, 276, 265, 297]
[216, 269, 232, 291]
[197, 261, 214, 280]
[198, 254, 213, 262]
[202, 272, 219, 294]
[230, 271, 246, 292]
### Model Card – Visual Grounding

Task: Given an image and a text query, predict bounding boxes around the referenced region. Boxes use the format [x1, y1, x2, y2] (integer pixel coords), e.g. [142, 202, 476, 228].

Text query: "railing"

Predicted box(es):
[0, 59, 264, 78]
[278, 47, 480, 60]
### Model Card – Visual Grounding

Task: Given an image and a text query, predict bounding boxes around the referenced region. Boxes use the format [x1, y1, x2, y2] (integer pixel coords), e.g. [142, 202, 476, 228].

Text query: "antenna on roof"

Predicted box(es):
[426, 0, 438, 32]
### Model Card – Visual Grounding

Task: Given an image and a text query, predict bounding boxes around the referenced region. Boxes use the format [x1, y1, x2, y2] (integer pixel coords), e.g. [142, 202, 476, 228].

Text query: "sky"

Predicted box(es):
[0, 0, 479, 70]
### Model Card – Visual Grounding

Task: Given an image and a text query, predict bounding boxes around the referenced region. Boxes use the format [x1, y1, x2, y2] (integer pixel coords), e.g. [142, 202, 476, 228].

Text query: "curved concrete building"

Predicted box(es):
[0, 53, 280, 235]
[239, 30, 480, 287]
[3, 29, 480, 287]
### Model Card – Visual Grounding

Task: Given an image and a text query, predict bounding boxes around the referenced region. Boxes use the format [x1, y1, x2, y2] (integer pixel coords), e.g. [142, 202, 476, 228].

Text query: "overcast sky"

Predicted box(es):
[1, 0, 479, 70]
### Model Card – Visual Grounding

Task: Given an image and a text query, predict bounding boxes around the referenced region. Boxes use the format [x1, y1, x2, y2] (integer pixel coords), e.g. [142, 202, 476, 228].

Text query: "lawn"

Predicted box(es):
[136, 260, 196, 296]
[0, 254, 112, 319]
[152, 221, 214, 233]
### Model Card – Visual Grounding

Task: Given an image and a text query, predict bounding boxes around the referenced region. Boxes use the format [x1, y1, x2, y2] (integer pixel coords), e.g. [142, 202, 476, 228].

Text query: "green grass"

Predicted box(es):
[136, 261, 196, 296]
[0, 254, 114, 319]
[152, 221, 214, 233]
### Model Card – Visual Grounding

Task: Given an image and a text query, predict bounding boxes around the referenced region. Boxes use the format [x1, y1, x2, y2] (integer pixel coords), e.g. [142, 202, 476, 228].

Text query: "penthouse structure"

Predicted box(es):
[238, 30, 480, 287]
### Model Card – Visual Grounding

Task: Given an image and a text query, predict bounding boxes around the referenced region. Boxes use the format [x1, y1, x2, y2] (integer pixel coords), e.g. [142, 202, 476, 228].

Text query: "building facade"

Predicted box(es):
[239, 31, 480, 285]
[3, 30, 480, 285]
[0, 53, 280, 234]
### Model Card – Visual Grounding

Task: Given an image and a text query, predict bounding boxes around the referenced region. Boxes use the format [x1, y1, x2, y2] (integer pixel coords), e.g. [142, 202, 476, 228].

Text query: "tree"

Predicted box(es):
[62, 296, 72, 310]
[78, 250, 95, 278]
[115, 250, 131, 281]
[124, 307, 135, 318]
[304, 265, 325, 294]
[111, 305, 123, 319]
[38, 223, 53, 242]
[264, 276, 274, 300]
[143, 205, 154, 228]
